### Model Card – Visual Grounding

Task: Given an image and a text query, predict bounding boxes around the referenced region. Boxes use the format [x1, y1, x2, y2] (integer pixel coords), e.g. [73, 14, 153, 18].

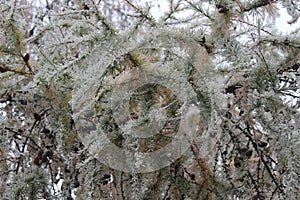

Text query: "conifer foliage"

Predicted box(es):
[0, 0, 299, 199]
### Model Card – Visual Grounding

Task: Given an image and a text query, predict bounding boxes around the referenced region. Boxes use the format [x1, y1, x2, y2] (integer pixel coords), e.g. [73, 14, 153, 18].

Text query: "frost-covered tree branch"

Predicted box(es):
[0, 0, 299, 199]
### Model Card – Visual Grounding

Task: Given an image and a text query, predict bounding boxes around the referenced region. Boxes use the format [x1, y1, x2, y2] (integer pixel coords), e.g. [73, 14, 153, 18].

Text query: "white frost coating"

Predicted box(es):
[77, 64, 203, 172]
[72, 27, 210, 173]
[71, 34, 138, 119]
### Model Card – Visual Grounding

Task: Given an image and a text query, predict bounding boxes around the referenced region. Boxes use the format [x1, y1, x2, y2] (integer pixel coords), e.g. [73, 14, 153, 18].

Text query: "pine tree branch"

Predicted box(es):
[185, 1, 214, 21]
[242, 0, 278, 12]
[124, 0, 156, 27]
